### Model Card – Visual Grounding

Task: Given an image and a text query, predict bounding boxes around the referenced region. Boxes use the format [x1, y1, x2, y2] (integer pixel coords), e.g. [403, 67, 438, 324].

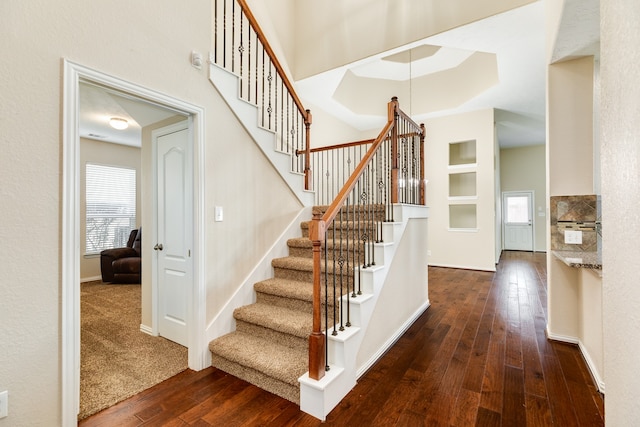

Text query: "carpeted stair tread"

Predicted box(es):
[254, 277, 314, 302]
[255, 277, 341, 305]
[234, 302, 312, 339]
[209, 331, 307, 387]
[272, 256, 315, 272]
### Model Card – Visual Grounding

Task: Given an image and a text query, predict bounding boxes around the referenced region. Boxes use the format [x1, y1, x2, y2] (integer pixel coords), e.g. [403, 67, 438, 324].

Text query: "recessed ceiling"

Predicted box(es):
[334, 48, 498, 116]
[296, 1, 547, 148]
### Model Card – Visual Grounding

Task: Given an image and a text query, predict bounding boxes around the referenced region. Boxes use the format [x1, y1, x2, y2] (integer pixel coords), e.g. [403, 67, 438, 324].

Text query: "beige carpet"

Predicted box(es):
[80, 281, 188, 420]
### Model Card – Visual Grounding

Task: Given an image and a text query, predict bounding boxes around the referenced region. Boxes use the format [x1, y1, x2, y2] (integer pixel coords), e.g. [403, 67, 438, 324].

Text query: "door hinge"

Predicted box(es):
[188, 249, 191, 257]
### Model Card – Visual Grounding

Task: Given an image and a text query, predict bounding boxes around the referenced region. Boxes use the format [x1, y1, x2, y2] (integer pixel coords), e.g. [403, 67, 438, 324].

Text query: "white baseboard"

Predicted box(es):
[140, 324, 155, 336]
[427, 262, 496, 272]
[545, 327, 579, 344]
[81, 275, 102, 283]
[357, 300, 431, 379]
[578, 341, 605, 393]
[546, 326, 605, 393]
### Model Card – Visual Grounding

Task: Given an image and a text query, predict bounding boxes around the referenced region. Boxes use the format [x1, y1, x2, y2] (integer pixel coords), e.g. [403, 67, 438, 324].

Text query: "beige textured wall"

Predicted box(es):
[0, 1, 301, 424]
[80, 138, 142, 281]
[425, 109, 497, 271]
[601, 0, 640, 423]
[500, 145, 547, 252]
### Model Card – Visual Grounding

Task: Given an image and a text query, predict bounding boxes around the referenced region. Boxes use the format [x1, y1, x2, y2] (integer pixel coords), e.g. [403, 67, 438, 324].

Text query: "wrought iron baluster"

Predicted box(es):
[324, 231, 330, 371]
[331, 220, 337, 337]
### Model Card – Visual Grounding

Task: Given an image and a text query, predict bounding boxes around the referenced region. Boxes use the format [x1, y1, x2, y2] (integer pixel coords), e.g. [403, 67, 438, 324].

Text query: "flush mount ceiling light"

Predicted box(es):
[109, 117, 129, 130]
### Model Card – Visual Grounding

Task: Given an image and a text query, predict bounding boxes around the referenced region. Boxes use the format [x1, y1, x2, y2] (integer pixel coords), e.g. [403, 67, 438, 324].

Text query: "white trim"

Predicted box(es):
[62, 60, 207, 426]
[578, 341, 605, 393]
[428, 262, 497, 272]
[545, 328, 579, 344]
[546, 327, 605, 393]
[80, 275, 102, 283]
[447, 228, 479, 233]
[356, 301, 430, 378]
[139, 324, 155, 336]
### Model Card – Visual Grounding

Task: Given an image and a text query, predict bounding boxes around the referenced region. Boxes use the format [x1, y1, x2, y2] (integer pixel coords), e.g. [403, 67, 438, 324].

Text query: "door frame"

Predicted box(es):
[501, 190, 535, 251]
[62, 60, 206, 425]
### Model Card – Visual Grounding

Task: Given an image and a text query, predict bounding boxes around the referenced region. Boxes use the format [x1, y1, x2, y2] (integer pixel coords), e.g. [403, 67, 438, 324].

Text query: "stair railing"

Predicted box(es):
[308, 97, 425, 380]
[213, 0, 312, 183]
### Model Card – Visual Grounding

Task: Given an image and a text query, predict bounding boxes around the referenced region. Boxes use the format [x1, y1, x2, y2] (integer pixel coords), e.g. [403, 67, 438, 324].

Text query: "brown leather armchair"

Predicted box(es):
[100, 227, 141, 283]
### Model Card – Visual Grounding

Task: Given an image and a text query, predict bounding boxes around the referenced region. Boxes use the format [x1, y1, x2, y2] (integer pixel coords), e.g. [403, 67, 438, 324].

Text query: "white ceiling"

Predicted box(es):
[79, 82, 180, 147]
[296, 1, 547, 148]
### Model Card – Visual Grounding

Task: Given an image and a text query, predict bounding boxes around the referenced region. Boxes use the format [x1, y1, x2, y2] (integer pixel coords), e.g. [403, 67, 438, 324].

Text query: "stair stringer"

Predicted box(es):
[204, 206, 314, 367]
[299, 204, 430, 420]
[208, 60, 314, 207]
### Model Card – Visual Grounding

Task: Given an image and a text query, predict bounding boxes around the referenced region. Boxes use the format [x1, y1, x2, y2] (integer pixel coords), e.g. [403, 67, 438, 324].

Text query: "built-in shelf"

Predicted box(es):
[448, 140, 477, 230]
[449, 204, 477, 229]
[449, 171, 476, 197]
[449, 140, 476, 166]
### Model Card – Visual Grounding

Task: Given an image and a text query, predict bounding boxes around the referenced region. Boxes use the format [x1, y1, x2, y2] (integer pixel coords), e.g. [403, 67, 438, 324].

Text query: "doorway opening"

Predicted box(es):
[62, 60, 206, 425]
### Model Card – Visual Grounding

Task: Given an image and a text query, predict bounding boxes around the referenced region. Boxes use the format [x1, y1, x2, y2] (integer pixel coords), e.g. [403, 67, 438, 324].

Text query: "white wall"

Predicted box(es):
[601, 1, 640, 424]
[356, 217, 429, 368]
[545, 56, 595, 342]
[80, 138, 142, 281]
[425, 109, 497, 271]
[500, 145, 547, 252]
[0, 1, 302, 424]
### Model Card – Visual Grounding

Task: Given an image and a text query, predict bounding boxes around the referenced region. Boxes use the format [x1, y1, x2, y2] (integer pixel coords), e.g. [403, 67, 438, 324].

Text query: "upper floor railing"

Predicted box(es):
[213, 0, 312, 183]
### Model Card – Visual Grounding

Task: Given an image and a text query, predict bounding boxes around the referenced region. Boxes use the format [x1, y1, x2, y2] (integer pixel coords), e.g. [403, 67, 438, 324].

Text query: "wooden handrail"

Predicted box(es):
[236, 0, 309, 123]
[297, 139, 376, 156]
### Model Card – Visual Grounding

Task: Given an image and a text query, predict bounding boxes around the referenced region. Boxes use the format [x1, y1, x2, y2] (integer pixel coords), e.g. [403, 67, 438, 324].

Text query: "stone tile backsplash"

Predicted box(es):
[550, 195, 601, 252]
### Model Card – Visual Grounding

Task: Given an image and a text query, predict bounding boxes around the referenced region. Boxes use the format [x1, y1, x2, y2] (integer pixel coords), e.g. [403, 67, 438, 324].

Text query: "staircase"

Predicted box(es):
[207, 1, 428, 419]
[208, 205, 369, 404]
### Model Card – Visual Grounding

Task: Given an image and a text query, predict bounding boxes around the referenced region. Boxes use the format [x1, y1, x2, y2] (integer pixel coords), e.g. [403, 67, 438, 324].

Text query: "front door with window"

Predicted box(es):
[503, 191, 534, 251]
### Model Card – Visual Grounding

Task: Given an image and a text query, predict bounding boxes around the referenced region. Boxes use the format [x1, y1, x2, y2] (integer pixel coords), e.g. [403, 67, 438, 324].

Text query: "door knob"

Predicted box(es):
[154, 243, 164, 251]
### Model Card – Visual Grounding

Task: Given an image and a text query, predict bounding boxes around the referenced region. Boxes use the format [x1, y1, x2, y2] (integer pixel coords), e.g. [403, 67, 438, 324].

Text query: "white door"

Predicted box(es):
[503, 191, 534, 251]
[155, 122, 192, 346]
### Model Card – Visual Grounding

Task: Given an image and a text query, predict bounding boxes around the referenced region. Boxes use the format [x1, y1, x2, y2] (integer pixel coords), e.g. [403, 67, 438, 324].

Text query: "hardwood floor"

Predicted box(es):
[79, 251, 604, 426]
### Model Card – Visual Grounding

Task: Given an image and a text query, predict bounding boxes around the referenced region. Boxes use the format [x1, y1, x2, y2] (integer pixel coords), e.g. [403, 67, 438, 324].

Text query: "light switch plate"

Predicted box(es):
[564, 230, 583, 244]
[0, 390, 8, 418]
[214, 206, 223, 222]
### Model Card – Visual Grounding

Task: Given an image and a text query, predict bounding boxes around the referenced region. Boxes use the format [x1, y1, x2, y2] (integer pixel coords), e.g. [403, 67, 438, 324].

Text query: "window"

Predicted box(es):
[505, 195, 531, 224]
[85, 163, 136, 255]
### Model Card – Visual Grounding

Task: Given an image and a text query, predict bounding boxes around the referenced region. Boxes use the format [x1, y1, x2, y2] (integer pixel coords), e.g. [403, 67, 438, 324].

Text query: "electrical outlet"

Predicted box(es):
[0, 390, 8, 418]
[564, 230, 583, 245]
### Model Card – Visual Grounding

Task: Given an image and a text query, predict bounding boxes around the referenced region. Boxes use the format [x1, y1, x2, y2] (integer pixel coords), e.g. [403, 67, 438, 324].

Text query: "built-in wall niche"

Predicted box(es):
[449, 172, 476, 198]
[449, 204, 477, 229]
[449, 139, 477, 166]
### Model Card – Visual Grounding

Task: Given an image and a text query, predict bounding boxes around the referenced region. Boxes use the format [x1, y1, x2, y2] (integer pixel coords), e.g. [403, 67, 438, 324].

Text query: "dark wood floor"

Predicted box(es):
[79, 251, 603, 426]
